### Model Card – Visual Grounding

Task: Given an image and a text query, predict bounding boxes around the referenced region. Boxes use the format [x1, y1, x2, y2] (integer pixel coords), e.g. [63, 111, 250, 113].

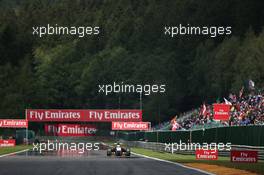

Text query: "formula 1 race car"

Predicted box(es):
[107, 143, 131, 157]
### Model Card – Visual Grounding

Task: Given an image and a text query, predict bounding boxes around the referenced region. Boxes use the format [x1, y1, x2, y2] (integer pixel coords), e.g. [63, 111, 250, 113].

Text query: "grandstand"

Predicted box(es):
[153, 89, 264, 131]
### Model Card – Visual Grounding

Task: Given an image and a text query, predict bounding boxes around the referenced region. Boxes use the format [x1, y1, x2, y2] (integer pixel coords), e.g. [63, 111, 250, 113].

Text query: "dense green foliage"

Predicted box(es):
[0, 0, 264, 123]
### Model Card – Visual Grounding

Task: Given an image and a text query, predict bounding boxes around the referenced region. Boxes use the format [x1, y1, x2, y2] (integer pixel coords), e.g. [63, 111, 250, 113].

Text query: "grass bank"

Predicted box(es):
[0, 145, 32, 156]
[132, 147, 264, 175]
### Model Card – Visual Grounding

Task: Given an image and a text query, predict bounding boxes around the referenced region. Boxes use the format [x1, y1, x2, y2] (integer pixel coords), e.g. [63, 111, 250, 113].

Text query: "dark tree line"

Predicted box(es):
[0, 0, 264, 124]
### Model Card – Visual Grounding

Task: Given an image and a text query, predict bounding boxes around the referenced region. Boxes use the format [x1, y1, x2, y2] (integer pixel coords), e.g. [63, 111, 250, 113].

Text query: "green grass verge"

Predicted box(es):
[0, 145, 33, 156]
[132, 147, 264, 175]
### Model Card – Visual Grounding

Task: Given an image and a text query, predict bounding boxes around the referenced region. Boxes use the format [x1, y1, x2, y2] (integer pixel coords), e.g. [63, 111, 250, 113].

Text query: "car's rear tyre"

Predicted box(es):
[125, 148, 131, 157]
[107, 149, 112, 156]
[125, 151, 131, 157]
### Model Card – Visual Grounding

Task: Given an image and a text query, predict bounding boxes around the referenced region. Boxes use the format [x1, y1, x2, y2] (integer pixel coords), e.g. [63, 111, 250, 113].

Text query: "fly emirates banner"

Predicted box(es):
[26, 109, 142, 122]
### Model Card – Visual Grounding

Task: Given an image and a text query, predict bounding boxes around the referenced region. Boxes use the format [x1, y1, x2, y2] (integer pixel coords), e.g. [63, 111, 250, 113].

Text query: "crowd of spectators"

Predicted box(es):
[229, 92, 264, 126]
[154, 89, 264, 131]
[173, 90, 264, 130]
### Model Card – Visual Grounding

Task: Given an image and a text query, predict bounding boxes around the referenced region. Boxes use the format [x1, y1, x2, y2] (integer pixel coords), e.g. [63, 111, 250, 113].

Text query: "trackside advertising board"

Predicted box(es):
[112, 122, 150, 130]
[231, 150, 258, 163]
[213, 104, 231, 120]
[0, 139, 16, 147]
[44, 124, 97, 136]
[0, 119, 28, 128]
[195, 149, 218, 160]
[26, 109, 142, 122]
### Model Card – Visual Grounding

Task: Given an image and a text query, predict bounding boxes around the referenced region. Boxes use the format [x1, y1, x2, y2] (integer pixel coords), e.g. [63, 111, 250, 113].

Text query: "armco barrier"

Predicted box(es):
[124, 141, 264, 160]
[118, 125, 264, 146]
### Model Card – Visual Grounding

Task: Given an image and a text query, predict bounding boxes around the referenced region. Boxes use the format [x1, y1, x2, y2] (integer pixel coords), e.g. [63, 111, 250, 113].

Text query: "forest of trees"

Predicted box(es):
[0, 0, 264, 124]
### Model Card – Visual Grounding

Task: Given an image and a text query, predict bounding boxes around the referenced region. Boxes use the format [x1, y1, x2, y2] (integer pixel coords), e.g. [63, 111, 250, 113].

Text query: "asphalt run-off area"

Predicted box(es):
[0, 149, 211, 175]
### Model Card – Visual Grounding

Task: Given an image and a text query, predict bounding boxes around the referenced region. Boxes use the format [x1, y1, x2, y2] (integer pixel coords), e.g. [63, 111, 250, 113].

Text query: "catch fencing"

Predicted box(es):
[117, 125, 264, 146]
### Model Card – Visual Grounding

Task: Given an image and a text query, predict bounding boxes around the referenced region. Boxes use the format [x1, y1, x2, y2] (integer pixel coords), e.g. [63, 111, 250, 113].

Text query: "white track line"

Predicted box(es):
[132, 152, 215, 175]
[0, 149, 29, 158]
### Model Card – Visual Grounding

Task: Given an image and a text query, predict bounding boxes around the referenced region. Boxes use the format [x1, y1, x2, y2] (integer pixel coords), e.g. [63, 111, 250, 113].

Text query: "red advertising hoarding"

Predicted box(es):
[213, 104, 231, 120]
[195, 149, 218, 160]
[0, 139, 16, 147]
[0, 119, 28, 128]
[44, 124, 97, 136]
[26, 109, 142, 122]
[231, 150, 258, 163]
[112, 122, 150, 130]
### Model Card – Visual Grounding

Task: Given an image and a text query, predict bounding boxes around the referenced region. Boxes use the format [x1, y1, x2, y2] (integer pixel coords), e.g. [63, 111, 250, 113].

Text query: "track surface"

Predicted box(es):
[0, 149, 209, 175]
